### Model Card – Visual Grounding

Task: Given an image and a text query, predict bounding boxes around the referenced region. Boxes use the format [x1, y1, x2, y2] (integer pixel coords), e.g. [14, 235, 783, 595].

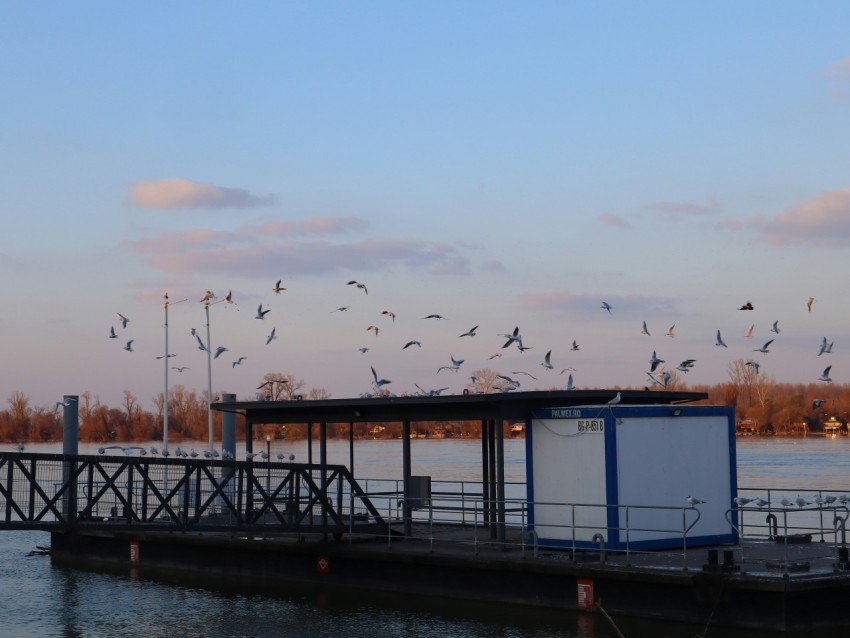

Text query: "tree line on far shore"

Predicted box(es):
[1, 362, 847, 444]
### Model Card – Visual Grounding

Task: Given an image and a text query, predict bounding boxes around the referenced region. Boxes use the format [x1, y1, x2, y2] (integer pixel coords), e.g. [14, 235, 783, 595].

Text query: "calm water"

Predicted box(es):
[1, 436, 848, 637]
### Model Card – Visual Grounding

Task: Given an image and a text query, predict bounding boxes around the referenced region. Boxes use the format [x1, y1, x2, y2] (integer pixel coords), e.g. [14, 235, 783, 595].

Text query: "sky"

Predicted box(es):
[2, 2, 850, 411]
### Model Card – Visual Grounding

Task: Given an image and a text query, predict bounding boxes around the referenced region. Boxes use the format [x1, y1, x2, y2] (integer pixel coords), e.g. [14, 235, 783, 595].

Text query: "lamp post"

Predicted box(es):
[202, 290, 233, 455]
[163, 293, 187, 456]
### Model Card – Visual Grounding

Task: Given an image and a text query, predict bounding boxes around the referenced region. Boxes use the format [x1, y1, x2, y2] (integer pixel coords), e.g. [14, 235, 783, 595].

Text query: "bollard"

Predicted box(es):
[61, 395, 79, 521]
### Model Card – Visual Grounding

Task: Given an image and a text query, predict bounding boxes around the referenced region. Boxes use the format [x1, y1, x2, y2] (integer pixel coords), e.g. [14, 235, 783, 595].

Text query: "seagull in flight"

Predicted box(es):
[807, 297, 815, 312]
[381, 310, 397, 322]
[402, 340, 422, 349]
[109, 326, 118, 339]
[255, 304, 271, 320]
[414, 384, 449, 396]
[649, 350, 664, 372]
[232, 357, 247, 368]
[370, 366, 391, 390]
[570, 340, 580, 351]
[213, 346, 229, 359]
[563, 373, 575, 391]
[172, 366, 190, 372]
[55, 397, 77, 409]
[459, 325, 478, 338]
[745, 360, 760, 374]
[488, 352, 502, 360]
[641, 321, 651, 336]
[715, 330, 728, 348]
[423, 314, 447, 320]
[265, 327, 277, 345]
[771, 320, 780, 334]
[200, 290, 215, 303]
[812, 398, 825, 409]
[332, 306, 350, 313]
[753, 339, 774, 354]
[273, 279, 286, 294]
[500, 326, 523, 349]
[223, 289, 234, 304]
[541, 350, 554, 370]
[665, 324, 676, 338]
[123, 340, 134, 352]
[347, 280, 368, 294]
[818, 365, 833, 383]
[743, 324, 754, 339]
[195, 333, 207, 352]
[601, 301, 612, 314]
[739, 301, 754, 310]
[358, 347, 369, 353]
[817, 336, 833, 356]
[367, 325, 379, 337]
[676, 359, 696, 373]
[437, 354, 464, 373]
[117, 313, 130, 329]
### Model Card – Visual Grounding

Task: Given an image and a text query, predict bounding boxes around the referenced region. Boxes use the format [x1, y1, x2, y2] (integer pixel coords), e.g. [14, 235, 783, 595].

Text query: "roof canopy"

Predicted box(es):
[212, 389, 708, 425]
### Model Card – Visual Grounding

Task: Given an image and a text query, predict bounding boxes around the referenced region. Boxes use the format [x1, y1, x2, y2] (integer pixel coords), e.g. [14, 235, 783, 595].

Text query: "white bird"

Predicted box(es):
[715, 330, 727, 348]
[541, 350, 554, 370]
[753, 339, 774, 354]
[500, 326, 522, 349]
[649, 350, 664, 372]
[55, 397, 77, 409]
[687, 496, 706, 506]
[665, 324, 676, 338]
[817, 336, 833, 356]
[195, 334, 208, 352]
[273, 279, 286, 294]
[232, 357, 247, 367]
[753, 497, 769, 508]
[601, 301, 612, 313]
[371, 366, 391, 390]
[200, 290, 215, 303]
[123, 340, 134, 352]
[743, 324, 754, 339]
[818, 365, 833, 383]
[511, 370, 538, 380]
[403, 340, 421, 349]
[807, 297, 815, 312]
[117, 313, 130, 329]
[795, 495, 809, 508]
[437, 354, 464, 374]
[459, 325, 478, 338]
[770, 320, 780, 334]
[677, 359, 696, 373]
[255, 304, 271, 320]
[825, 495, 838, 505]
[564, 373, 575, 391]
[367, 325, 379, 337]
[213, 346, 229, 359]
[780, 497, 794, 508]
[266, 327, 277, 345]
[734, 496, 755, 507]
[347, 280, 368, 294]
[223, 289, 234, 304]
[488, 352, 502, 360]
[607, 392, 621, 406]
[839, 494, 850, 505]
[382, 310, 397, 322]
[109, 326, 118, 339]
[172, 366, 189, 372]
[641, 320, 650, 336]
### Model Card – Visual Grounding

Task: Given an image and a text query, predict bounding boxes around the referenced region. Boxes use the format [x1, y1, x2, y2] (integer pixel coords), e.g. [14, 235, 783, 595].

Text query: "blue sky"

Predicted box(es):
[2, 2, 850, 409]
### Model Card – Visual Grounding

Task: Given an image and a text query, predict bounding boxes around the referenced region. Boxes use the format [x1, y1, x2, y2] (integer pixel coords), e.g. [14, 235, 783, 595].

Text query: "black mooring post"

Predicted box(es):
[488, 418, 498, 539]
[496, 417, 506, 544]
[402, 420, 412, 536]
[62, 395, 79, 523]
[481, 419, 490, 527]
[320, 421, 328, 534]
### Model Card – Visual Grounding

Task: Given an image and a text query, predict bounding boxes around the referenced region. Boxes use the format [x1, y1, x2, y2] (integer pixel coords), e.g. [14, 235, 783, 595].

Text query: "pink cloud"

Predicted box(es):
[598, 213, 629, 227]
[758, 190, 850, 246]
[128, 178, 276, 210]
[827, 56, 850, 81]
[239, 216, 367, 236]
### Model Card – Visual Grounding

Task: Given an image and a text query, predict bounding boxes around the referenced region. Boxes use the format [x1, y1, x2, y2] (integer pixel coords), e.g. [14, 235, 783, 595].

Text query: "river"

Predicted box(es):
[0, 436, 847, 637]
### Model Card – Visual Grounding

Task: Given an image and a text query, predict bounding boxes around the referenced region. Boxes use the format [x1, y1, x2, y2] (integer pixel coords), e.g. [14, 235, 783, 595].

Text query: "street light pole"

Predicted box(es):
[203, 291, 232, 455]
[163, 293, 187, 456]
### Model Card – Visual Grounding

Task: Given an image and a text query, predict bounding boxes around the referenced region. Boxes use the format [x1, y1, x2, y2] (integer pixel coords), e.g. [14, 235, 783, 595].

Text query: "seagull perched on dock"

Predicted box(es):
[687, 496, 706, 506]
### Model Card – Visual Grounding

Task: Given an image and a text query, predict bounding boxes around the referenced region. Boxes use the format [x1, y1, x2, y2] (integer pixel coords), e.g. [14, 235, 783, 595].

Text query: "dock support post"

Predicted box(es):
[221, 394, 236, 507]
[402, 420, 412, 537]
[61, 395, 79, 523]
[488, 419, 497, 539]
[496, 417, 506, 545]
[481, 419, 490, 528]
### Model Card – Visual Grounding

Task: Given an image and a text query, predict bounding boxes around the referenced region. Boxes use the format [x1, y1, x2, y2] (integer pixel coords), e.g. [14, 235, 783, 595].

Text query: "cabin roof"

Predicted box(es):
[212, 389, 707, 425]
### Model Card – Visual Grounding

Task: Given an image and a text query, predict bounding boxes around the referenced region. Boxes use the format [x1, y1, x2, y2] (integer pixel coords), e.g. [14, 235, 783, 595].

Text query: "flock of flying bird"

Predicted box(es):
[108, 282, 837, 402]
